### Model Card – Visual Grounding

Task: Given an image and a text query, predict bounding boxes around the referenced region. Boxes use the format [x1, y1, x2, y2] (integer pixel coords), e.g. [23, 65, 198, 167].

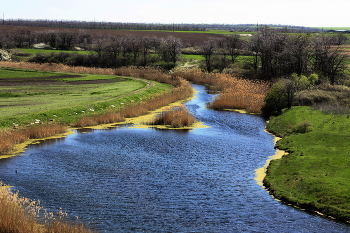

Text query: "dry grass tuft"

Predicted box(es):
[0, 182, 96, 233]
[0, 124, 67, 155]
[150, 106, 196, 128]
[73, 111, 125, 127]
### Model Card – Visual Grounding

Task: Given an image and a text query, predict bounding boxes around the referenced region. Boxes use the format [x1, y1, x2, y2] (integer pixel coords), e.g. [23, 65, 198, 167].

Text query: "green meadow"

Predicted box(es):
[265, 106, 350, 221]
[16, 48, 91, 55]
[0, 67, 172, 128]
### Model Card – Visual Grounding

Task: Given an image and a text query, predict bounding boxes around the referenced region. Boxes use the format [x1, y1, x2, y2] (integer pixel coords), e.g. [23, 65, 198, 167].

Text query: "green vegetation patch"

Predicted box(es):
[265, 106, 350, 221]
[0, 68, 172, 127]
[17, 48, 90, 55]
[0, 67, 71, 79]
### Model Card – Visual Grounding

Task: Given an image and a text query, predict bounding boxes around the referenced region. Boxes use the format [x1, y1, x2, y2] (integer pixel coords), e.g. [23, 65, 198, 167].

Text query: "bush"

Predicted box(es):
[151, 61, 176, 71]
[289, 120, 312, 134]
[294, 90, 337, 106]
[261, 79, 290, 117]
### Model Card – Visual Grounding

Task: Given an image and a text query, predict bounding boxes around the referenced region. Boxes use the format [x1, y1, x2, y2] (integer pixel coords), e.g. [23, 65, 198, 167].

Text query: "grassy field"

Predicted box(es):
[265, 106, 350, 222]
[0, 67, 172, 128]
[15, 48, 91, 55]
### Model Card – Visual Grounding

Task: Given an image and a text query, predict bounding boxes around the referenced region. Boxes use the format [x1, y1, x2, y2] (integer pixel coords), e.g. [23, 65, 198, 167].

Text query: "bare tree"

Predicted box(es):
[10, 27, 34, 48]
[201, 38, 217, 72]
[284, 34, 311, 75]
[140, 36, 158, 67]
[56, 30, 77, 50]
[312, 35, 348, 85]
[224, 34, 242, 64]
[158, 36, 183, 64]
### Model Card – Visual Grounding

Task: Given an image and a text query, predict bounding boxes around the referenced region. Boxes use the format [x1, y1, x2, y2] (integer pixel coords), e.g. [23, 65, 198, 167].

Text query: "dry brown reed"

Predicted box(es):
[0, 61, 116, 76]
[0, 182, 95, 233]
[172, 68, 270, 114]
[150, 106, 196, 128]
[120, 79, 193, 118]
[73, 111, 125, 128]
[0, 124, 67, 155]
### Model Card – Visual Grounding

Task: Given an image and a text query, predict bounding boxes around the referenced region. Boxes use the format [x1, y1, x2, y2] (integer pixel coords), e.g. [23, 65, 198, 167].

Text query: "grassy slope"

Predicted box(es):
[0, 67, 172, 127]
[264, 106, 350, 222]
[16, 48, 90, 55]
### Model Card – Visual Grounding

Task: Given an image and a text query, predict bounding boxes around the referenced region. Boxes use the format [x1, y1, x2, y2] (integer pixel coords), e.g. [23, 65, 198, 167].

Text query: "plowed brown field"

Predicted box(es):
[0, 25, 226, 46]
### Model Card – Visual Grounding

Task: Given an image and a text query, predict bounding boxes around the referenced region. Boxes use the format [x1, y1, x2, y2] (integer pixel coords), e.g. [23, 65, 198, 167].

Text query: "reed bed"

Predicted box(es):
[149, 106, 196, 128]
[0, 61, 116, 76]
[0, 182, 95, 233]
[172, 68, 270, 114]
[73, 111, 125, 128]
[0, 124, 67, 155]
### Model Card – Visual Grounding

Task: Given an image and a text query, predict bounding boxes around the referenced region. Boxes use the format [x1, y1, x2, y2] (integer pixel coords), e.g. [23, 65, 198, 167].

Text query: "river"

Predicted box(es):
[0, 84, 349, 232]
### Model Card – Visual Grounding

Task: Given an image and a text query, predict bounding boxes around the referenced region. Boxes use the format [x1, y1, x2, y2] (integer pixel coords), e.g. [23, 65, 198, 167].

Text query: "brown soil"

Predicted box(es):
[0, 25, 227, 46]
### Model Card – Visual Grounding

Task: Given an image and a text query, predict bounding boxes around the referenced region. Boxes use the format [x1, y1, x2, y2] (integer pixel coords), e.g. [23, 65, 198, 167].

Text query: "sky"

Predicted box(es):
[1, 0, 349, 28]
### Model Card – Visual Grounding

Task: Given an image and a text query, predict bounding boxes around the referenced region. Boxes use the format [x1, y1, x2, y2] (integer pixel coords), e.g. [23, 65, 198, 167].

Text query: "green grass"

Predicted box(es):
[265, 106, 350, 221]
[17, 48, 90, 55]
[0, 68, 172, 127]
[0, 67, 71, 78]
[181, 54, 205, 60]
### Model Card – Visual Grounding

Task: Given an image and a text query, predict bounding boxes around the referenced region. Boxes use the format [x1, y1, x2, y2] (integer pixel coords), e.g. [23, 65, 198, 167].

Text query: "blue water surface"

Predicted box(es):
[0, 84, 349, 232]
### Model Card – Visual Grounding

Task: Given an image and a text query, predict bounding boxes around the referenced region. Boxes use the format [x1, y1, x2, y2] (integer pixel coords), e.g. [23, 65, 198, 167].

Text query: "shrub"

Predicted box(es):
[151, 61, 176, 71]
[289, 120, 313, 134]
[261, 79, 291, 117]
[294, 90, 337, 106]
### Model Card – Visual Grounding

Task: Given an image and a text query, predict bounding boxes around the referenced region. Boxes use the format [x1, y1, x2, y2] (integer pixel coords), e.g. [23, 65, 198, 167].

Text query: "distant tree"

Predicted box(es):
[0, 29, 6, 48]
[312, 35, 348, 85]
[158, 36, 183, 64]
[283, 34, 312, 75]
[56, 30, 77, 50]
[125, 35, 142, 65]
[77, 29, 93, 45]
[10, 27, 34, 48]
[223, 34, 242, 64]
[250, 26, 287, 77]
[200, 37, 217, 72]
[332, 33, 348, 46]
[140, 36, 158, 67]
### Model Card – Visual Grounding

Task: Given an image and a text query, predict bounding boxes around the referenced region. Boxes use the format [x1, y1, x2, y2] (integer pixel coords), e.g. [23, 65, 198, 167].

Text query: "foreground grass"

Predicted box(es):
[264, 106, 350, 222]
[0, 182, 96, 233]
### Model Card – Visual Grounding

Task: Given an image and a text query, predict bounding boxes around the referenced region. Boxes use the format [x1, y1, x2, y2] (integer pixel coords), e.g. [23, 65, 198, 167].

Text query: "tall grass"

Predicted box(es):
[73, 111, 125, 128]
[0, 124, 67, 155]
[172, 68, 270, 114]
[0, 182, 96, 233]
[149, 106, 196, 128]
[0, 61, 117, 76]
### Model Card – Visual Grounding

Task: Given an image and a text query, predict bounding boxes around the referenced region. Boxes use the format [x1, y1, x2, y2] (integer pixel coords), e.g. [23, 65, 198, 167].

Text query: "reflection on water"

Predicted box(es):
[0, 84, 349, 233]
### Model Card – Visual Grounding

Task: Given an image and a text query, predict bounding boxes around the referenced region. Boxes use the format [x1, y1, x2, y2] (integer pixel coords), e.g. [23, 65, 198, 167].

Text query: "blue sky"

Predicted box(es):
[2, 0, 349, 27]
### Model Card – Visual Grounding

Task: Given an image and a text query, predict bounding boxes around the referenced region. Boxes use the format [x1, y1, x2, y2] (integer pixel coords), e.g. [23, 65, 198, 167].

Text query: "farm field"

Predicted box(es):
[0, 67, 172, 128]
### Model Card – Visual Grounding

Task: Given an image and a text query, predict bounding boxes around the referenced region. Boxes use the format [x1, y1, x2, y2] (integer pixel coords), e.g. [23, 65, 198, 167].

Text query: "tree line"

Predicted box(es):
[0, 26, 347, 82]
[3, 19, 206, 31]
[2, 19, 323, 32]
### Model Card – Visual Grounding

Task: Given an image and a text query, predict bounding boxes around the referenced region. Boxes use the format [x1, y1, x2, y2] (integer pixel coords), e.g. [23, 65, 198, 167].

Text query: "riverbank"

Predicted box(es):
[263, 106, 350, 223]
[0, 74, 197, 233]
